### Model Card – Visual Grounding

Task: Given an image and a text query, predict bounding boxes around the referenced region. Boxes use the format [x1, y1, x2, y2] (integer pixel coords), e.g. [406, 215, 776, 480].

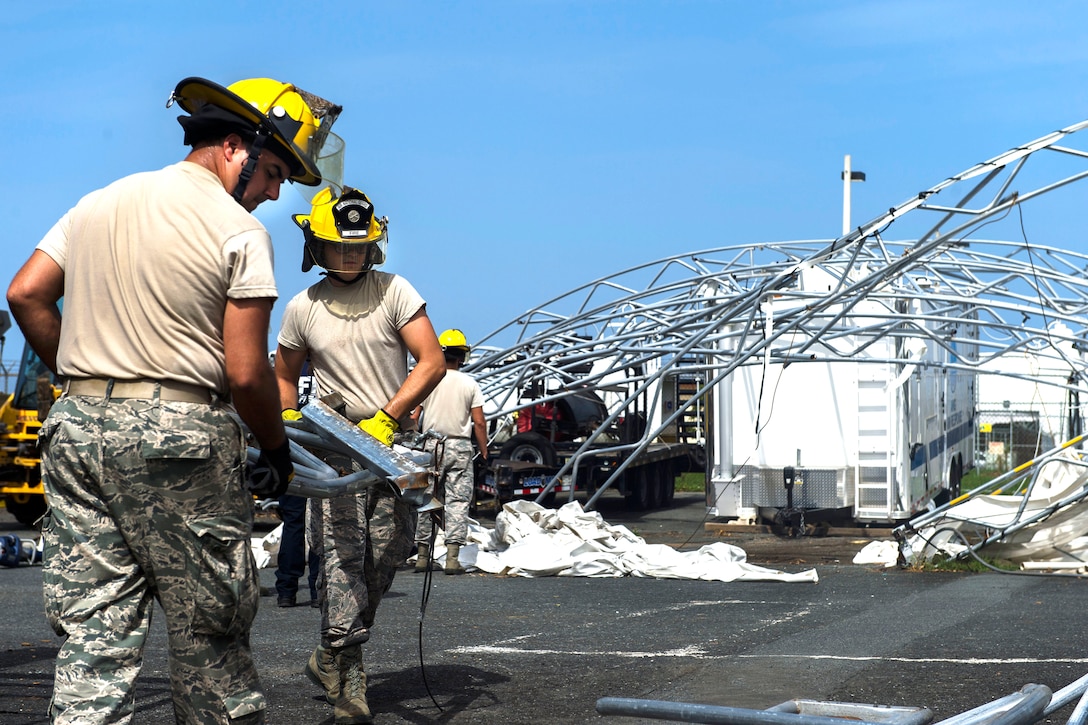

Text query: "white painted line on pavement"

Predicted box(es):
[450, 644, 711, 658]
[739, 654, 1088, 665]
[446, 647, 1088, 665]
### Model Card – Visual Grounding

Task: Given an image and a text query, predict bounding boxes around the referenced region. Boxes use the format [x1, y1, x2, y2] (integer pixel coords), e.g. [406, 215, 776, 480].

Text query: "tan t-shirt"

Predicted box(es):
[36, 162, 278, 394]
[277, 272, 425, 423]
[419, 369, 484, 438]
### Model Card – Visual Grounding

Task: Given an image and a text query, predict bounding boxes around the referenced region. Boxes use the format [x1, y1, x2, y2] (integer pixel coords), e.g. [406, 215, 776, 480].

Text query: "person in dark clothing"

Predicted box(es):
[275, 494, 320, 607]
[273, 358, 320, 608]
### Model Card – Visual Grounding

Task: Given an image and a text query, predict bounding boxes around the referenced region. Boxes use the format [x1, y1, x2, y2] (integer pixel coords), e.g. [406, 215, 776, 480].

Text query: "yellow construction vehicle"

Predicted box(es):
[0, 312, 54, 527]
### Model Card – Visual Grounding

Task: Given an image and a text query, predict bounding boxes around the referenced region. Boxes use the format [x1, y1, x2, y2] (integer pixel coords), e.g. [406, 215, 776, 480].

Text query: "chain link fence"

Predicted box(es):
[975, 407, 1057, 474]
[0, 358, 18, 395]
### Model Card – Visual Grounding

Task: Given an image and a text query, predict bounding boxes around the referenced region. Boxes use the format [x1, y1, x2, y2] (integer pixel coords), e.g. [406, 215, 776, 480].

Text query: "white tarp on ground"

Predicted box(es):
[252, 524, 282, 570]
[853, 540, 900, 568]
[457, 500, 818, 582]
[254, 499, 820, 582]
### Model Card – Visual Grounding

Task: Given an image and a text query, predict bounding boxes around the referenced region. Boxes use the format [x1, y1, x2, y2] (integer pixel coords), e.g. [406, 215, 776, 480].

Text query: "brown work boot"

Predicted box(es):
[415, 543, 432, 572]
[444, 543, 465, 575]
[304, 644, 339, 705]
[333, 645, 372, 724]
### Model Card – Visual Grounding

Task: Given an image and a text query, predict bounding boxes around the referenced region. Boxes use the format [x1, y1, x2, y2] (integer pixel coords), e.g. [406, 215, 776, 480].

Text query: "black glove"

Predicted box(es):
[248, 439, 294, 498]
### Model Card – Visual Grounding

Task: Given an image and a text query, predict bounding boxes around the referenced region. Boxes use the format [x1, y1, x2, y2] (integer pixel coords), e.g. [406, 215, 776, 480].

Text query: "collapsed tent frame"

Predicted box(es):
[466, 119, 1088, 516]
[893, 433, 1088, 567]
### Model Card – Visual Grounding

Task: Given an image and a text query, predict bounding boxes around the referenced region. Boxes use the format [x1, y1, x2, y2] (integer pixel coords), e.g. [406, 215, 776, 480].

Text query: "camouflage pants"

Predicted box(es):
[39, 395, 264, 725]
[415, 438, 474, 545]
[309, 460, 415, 649]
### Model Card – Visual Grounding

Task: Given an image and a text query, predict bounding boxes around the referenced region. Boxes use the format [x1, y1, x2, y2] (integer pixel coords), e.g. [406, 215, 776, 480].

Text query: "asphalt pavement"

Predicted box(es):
[1, 492, 1086, 724]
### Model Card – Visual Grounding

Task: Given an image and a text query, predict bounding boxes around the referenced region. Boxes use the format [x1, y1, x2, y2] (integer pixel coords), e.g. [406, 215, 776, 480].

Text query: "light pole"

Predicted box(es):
[841, 154, 866, 236]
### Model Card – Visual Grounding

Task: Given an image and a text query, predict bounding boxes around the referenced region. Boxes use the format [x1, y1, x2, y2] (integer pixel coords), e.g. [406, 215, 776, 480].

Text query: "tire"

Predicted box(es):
[932, 458, 963, 508]
[625, 485, 649, 511]
[947, 457, 962, 499]
[498, 433, 558, 467]
[619, 412, 648, 444]
[660, 467, 676, 507]
[6, 495, 47, 528]
[687, 446, 708, 473]
[625, 469, 652, 511]
[645, 467, 663, 509]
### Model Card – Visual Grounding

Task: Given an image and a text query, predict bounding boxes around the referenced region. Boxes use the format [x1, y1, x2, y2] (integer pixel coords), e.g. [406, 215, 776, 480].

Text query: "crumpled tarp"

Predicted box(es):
[853, 540, 900, 567]
[459, 500, 819, 582]
[254, 499, 820, 582]
[252, 523, 282, 570]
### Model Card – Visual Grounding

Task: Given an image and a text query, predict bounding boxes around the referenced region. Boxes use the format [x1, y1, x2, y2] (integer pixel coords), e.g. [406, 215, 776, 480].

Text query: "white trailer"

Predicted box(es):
[709, 266, 978, 525]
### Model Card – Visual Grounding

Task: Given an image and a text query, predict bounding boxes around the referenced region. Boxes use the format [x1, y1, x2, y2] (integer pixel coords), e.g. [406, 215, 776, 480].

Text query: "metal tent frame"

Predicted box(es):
[465, 119, 1088, 510]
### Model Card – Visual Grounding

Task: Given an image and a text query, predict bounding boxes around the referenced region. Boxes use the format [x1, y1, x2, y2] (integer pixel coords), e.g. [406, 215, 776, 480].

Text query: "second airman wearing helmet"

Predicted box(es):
[275, 185, 445, 723]
[438, 329, 472, 360]
[414, 327, 489, 576]
[293, 186, 388, 284]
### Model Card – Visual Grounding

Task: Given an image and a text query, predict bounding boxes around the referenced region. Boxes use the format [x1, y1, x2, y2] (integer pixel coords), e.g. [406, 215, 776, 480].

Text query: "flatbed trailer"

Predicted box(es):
[478, 439, 701, 510]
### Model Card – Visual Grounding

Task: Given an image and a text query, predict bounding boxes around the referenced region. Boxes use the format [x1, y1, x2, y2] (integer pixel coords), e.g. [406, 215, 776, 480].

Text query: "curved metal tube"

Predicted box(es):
[237, 400, 438, 510]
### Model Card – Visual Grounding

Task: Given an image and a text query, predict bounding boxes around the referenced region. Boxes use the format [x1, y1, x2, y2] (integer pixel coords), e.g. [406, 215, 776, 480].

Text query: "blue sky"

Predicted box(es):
[4, 0, 1088, 372]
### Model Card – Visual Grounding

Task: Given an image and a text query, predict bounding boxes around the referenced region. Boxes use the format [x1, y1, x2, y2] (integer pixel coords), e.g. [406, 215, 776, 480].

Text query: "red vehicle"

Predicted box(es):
[478, 384, 702, 511]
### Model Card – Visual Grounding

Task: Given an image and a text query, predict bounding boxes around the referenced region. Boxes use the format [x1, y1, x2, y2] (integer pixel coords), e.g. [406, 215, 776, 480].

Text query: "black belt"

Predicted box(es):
[63, 378, 217, 405]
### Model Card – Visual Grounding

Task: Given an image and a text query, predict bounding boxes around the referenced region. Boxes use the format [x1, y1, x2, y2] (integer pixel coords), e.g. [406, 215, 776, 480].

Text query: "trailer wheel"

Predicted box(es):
[932, 458, 963, 507]
[947, 457, 962, 499]
[648, 467, 666, 509]
[660, 467, 676, 507]
[498, 433, 557, 467]
[5, 495, 46, 528]
[625, 468, 652, 510]
[687, 446, 707, 473]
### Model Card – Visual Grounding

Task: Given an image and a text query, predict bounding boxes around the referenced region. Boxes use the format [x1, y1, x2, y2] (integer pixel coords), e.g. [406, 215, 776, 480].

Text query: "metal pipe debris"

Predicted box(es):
[242, 398, 438, 510]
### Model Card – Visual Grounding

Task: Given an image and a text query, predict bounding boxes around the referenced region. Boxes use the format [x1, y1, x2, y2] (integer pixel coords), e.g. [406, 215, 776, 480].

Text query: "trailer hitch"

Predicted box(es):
[773, 466, 806, 537]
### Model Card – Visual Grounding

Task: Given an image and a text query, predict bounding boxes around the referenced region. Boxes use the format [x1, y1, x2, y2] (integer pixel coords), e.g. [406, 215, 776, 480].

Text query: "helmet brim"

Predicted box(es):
[172, 77, 322, 185]
[174, 78, 263, 127]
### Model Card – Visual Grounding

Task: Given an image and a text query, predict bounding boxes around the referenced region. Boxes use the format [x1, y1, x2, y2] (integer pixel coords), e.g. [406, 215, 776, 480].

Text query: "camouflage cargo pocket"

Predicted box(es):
[39, 509, 68, 636]
[184, 516, 259, 637]
[140, 428, 210, 460]
[37, 414, 59, 449]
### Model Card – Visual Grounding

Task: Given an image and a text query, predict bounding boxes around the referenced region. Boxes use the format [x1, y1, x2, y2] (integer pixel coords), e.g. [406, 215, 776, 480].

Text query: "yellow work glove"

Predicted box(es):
[282, 408, 303, 422]
[358, 408, 399, 446]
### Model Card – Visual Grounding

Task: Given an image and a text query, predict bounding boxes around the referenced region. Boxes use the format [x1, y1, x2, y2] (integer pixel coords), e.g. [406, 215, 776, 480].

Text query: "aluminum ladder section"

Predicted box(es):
[854, 362, 894, 521]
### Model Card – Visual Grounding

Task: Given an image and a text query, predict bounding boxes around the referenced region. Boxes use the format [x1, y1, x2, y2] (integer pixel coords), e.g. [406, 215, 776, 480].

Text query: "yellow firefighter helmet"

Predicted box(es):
[170, 76, 342, 187]
[293, 186, 388, 276]
[439, 329, 471, 356]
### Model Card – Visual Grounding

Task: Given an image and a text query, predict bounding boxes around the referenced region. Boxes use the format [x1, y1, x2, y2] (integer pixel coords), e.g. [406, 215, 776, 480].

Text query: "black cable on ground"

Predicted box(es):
[416, 517, 443, 712]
